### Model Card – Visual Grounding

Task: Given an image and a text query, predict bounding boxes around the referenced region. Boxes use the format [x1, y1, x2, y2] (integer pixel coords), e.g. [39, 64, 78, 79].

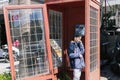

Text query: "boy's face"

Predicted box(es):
[74, 36, 82, 42]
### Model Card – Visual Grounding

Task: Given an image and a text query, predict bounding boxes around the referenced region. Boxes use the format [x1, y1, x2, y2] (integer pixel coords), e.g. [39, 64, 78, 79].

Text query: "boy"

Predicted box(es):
[68, 25, 85, 80]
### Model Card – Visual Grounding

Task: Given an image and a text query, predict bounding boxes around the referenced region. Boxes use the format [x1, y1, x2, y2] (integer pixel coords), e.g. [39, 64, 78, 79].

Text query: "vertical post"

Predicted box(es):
[3, 7, 16, 80]
[85, 0, 90, 80]
[43, 4, 55, 80]
[104, 0, 106, 31]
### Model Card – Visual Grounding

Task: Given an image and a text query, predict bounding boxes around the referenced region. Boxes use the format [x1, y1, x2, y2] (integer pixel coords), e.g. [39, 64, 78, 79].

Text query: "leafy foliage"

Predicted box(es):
[58, 71, 71, 80]
[0, 73, 12, 80]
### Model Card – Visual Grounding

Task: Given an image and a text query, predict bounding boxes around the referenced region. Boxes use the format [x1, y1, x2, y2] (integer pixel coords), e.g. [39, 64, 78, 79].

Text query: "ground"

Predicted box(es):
[101, 64, 120, 80]
[0, 60, 120, 80]
[0, 61, 19, 74]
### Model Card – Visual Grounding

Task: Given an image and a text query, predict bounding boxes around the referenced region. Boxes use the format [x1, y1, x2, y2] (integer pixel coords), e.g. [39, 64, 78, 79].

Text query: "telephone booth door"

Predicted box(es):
[3, 4, 56, 80]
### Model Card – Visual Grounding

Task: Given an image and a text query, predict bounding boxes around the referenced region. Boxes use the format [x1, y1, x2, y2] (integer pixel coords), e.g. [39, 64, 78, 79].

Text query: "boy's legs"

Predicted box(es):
[73, 69, 81, 80]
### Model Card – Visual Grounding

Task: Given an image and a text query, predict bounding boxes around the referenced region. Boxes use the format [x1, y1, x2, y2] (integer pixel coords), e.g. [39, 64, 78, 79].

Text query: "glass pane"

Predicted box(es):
[8, 8, 49, 79]
[49, 10, 62, 67]
[90, 7, 98, 72]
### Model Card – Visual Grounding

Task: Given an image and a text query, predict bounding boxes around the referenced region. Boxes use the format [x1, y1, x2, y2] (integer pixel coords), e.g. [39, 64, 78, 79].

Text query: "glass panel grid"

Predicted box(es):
[90, 7, 99, 72]
[116, 11, 120, 26]
[49, 10, 62, 67]
[8, 8, 49, 79]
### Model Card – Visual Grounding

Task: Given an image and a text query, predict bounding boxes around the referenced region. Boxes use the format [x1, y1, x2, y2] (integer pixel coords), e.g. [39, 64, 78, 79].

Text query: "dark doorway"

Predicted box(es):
[0, 14, 7, 47]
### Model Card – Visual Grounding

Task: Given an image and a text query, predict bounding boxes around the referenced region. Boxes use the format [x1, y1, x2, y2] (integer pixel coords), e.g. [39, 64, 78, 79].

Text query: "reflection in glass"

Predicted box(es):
[13, 28, 20, 36]
[8, 9, 49, 79]
[49, 10, 63, 67]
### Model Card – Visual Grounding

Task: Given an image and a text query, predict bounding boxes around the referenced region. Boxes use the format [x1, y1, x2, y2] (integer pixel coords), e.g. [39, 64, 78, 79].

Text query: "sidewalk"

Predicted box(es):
[100, 77, 108, 80]
[0, 61, 19, 74]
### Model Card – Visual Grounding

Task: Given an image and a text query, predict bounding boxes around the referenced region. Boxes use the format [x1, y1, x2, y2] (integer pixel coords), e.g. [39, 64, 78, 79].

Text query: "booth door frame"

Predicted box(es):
[3, 4, 56, 80]
[85, 0, 100, 80]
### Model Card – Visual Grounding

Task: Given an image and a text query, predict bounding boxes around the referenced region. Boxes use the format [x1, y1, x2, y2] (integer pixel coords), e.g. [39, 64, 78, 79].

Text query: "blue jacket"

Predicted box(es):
[68, 41, 85, 69]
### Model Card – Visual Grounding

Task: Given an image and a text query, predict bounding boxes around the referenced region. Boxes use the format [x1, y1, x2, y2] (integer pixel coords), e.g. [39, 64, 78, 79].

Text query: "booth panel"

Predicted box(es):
[45, 0, 84, 4]
[90, 6, 99, 80]
[48, 9, 63, 68]
[9, 8, 49, 79]
[85, 0, 100, 80]
[3, 5, 55, 80]
[89, 1, 100, 80]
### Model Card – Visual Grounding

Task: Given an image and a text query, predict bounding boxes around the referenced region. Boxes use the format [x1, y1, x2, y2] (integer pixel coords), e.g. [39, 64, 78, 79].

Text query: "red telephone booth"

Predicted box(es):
[3, 0, 100, 80]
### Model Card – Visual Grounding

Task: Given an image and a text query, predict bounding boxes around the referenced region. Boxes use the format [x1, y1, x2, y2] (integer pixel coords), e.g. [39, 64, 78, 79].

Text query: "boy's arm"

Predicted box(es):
[68, 42, 80, 58]
[79, 42, 85, 55]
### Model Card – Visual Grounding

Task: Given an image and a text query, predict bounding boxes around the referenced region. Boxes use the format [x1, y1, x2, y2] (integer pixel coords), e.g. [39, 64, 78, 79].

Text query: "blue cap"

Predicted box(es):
[74, 24, 85, 37]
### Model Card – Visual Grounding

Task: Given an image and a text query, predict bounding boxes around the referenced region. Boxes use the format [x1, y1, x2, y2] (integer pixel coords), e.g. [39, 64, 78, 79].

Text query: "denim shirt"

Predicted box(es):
[68, 41, 85, 69]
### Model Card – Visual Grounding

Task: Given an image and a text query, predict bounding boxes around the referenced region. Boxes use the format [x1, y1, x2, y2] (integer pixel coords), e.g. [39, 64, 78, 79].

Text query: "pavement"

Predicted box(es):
[100, 77, 108, 80]
[0, 61, 108, 80]
[0, 61, 19, 74]
[0, 62, 10, 74]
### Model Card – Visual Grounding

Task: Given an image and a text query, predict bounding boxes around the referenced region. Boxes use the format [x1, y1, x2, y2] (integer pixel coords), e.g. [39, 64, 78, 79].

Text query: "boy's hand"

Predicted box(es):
[80, 54, 83, 58]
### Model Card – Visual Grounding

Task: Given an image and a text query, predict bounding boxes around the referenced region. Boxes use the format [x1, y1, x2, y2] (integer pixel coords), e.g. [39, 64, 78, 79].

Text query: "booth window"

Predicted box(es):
[90, 7, 98, 72]
[49, 10, 62, 67]
[8, 9, 49, 79]
[116, 11, 120, 27]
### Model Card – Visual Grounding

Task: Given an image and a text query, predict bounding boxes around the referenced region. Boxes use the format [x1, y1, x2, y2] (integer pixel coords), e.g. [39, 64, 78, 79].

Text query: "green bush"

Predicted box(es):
[58, 72, 71, 80]
[0, 73, 12, 80]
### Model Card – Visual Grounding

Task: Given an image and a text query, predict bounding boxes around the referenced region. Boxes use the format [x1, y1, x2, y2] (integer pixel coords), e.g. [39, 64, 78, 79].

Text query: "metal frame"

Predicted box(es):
[3, 4, 56, 80]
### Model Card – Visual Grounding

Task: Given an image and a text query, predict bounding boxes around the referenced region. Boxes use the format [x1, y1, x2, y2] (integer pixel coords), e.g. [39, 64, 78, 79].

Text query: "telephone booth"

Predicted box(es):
[3, 0, 100, 80]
